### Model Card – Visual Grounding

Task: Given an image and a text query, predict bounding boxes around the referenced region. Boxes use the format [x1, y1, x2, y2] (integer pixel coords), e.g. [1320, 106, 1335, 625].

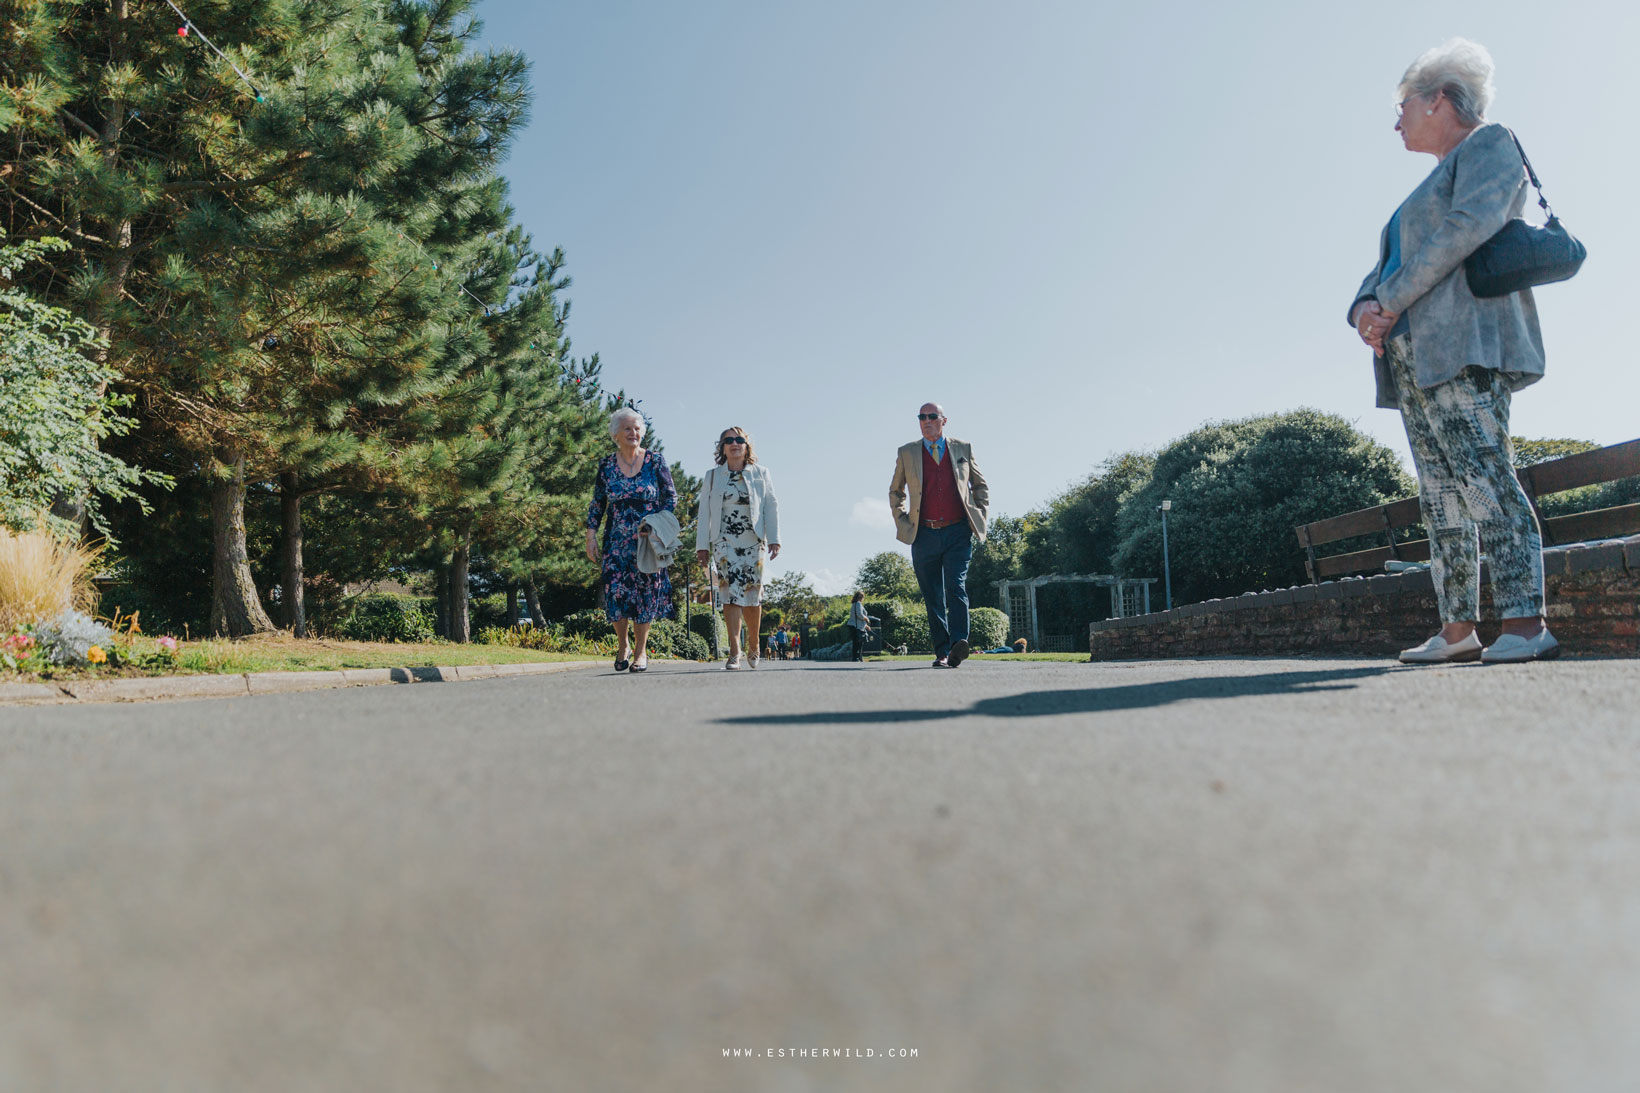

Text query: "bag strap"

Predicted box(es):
[1504, 127, 1554, 219]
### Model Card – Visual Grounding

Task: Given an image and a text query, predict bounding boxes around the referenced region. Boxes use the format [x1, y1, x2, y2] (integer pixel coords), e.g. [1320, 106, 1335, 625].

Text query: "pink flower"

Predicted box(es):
[3, 634, 34, 654]
[157, 636, 179, 654]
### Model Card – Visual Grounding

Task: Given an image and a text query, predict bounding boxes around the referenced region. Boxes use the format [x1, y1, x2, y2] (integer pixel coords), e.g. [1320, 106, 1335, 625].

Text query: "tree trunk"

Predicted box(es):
[209, 451, 277, 638]
[449, 539, 471, 644]
[280, 471, 306, 637]
[524, 579, 546, 627]
[434, 563, 451, 638]
[507, 585, 520, 628]
[50, 2, 132, 532]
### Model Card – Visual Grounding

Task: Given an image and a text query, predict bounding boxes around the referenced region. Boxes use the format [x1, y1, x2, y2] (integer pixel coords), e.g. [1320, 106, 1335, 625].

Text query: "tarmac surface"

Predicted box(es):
[3, 655, 1639, 1092]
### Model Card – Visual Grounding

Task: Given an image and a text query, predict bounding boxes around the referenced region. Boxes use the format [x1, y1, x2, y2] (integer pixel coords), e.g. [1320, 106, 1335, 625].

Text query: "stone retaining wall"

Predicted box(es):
[1088, 537, 1640, 660]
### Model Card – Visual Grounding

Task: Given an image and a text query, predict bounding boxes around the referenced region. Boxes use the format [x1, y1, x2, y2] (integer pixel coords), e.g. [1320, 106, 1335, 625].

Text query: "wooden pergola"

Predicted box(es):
[994, 574, 1159, 651]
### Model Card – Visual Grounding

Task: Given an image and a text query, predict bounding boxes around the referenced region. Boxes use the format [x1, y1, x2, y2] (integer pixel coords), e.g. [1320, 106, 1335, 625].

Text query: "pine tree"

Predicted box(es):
[2, 0, 533, 635]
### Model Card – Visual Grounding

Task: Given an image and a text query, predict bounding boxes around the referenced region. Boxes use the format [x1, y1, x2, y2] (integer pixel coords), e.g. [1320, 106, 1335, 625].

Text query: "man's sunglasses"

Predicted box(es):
[917, 413, 941, 421]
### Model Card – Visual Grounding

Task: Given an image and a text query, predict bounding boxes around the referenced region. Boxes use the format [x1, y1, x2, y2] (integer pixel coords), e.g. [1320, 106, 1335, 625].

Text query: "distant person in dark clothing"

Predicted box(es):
[847, 591, 872, 662]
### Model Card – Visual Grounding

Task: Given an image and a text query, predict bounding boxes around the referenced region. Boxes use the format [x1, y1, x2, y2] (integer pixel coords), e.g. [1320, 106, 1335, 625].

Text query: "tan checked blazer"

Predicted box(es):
[889, 437, 989, 546]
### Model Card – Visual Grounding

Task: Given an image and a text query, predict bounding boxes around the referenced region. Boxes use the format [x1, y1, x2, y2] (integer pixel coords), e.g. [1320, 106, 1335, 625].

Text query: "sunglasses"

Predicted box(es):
[917, 413, 941, 421]
[720, 436, 746, 445]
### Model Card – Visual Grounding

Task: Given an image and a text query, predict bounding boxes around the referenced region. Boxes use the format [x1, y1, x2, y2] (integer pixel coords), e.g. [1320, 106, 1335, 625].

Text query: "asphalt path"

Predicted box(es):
[4, 655, 1640, 1092]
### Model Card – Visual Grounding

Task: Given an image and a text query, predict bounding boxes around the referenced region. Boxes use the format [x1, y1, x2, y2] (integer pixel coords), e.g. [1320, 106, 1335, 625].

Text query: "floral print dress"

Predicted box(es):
[586, 451, 676, 623]
[711, 468, 765, 608]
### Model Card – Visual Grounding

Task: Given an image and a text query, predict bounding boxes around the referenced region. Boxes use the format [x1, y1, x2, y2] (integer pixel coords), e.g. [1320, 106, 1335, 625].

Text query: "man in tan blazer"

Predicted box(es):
[889, 402, 989, 668]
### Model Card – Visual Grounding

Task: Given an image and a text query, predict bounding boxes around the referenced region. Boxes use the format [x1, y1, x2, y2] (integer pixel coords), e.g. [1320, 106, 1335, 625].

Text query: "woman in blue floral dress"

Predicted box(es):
[584, 407, 677, 672]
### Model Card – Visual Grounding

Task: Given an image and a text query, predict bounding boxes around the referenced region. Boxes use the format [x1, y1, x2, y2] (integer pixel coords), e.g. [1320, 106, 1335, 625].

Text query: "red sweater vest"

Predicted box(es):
[920, 444, 965, 525]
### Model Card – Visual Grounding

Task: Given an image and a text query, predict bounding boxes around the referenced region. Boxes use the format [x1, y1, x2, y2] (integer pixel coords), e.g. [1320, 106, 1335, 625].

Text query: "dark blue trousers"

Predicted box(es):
[911, 523, 972, 659]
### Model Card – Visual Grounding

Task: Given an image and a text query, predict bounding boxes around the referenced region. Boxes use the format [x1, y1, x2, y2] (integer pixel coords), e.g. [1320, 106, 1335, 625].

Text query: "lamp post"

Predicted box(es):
[1158, 500, 1173, 611]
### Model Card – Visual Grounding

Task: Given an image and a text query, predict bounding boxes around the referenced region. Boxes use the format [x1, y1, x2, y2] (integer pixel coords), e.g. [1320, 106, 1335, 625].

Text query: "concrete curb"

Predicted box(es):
[0, 659, 601, 707]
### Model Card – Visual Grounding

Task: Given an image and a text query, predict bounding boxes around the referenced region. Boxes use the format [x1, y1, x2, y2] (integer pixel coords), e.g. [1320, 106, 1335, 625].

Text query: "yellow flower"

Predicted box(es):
[87, 645, 107, 664]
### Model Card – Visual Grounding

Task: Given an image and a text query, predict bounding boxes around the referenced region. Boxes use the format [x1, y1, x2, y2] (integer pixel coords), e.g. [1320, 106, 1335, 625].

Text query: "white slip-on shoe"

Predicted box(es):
[1398, 631, 1483, 664]
[746, 654, 759, 670]
[1481, 627, 1560, 664]
[724, 654, 741, 670]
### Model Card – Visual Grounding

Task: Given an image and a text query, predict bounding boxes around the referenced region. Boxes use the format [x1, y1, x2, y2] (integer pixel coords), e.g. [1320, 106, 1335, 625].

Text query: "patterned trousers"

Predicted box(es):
[1387, 335, 1544, 622]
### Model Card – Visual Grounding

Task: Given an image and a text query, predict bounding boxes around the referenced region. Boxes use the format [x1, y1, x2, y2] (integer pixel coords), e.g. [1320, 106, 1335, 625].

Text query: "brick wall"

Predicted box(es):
[1088, 537, 1640, 660]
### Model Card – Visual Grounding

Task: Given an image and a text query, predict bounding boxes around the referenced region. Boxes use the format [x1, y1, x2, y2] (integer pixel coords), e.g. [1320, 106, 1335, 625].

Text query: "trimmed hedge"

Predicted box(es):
[970, 606, 1008, 649]
[687, 610, 729, 653]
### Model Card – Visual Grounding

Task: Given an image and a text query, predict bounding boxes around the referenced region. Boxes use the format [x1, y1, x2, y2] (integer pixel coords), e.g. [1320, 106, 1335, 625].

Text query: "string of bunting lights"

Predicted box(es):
[163, 0, 598, 392]
[164, 0, 265, 102]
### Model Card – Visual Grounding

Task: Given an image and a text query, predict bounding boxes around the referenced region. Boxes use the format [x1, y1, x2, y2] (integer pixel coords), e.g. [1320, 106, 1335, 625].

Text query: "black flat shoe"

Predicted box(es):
[628, 658, 648, 673]
[614, 658, 630, 672]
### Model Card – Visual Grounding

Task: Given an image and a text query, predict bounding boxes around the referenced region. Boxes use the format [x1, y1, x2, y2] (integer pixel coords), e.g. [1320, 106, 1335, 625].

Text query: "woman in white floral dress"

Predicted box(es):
[694, 428, 781, 669]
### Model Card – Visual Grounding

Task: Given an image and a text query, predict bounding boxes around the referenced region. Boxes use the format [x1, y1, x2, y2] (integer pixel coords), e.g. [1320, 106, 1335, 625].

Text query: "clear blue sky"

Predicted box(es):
[481, 0, 1638, 594]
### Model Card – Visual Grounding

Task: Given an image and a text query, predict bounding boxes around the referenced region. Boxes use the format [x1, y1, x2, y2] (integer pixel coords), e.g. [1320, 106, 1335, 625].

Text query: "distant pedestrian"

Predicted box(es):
[774, 624, 791, 661]
[585, 407, 677, 673]
[847, 591, 872, 662]
[694, 427, 780, 670]
[1348, 39, 1556, 664]
[889, 402, 989, 668]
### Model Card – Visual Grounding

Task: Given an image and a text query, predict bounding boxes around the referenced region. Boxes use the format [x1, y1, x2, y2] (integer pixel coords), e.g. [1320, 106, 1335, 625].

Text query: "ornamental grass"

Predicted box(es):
[0, 524, 100, 632]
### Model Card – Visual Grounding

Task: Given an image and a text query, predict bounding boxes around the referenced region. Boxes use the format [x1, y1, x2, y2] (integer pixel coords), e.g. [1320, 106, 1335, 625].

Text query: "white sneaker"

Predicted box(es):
[724, 654, 741, 670]
[1482, 628, 1560, 664]
[1398, 631, 1483, 664]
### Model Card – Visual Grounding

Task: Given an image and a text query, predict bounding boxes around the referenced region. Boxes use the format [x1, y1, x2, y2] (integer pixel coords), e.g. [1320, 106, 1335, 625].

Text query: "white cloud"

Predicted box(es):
[849, 496, 895, 533]
[809, 568, 853, 596]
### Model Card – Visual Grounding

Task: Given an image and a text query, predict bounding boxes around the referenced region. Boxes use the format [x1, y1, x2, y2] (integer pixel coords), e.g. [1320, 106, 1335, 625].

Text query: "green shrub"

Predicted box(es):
[474, 624, 613, 655]
[332, 593, 435, 643]
[969, 606, 1008, 649]
[647, 618, 709, 660]
[546, 609, 710, 660]
[859, 599, 914, 649]
[817, 621, 851, 649]
[559, 608, 616, 641]
[469, 592, 514, 632]
[1110, 409, 1414, 604]
[687, 610, 728, 653]
[893, 604, 931, 653]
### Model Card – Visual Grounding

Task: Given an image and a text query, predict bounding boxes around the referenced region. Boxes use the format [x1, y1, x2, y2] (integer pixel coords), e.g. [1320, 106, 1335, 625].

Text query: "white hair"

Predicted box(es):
[1399, 38, 1494, 127]
[608, 406, 646, 440]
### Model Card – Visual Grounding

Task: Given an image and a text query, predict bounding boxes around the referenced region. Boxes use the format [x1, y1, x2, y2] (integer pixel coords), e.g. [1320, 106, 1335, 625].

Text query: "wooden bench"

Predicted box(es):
[1295, 438, 1640, 582]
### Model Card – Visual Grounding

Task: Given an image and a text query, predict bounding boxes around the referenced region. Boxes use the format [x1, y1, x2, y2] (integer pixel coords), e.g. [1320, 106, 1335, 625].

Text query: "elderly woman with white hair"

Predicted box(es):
[585, 407, 678, 673]
[1348, 38, 1557, 665]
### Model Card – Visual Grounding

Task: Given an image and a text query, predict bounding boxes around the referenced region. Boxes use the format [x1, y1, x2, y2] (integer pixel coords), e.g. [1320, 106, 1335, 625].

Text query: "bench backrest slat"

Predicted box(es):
[1313, 538, 1433, 579]
[1296, 437, 1640, 581]
[1293, 496, 1421, 552]
[1542, 502, 1640, 546]
[1519, 439, 1640, 496]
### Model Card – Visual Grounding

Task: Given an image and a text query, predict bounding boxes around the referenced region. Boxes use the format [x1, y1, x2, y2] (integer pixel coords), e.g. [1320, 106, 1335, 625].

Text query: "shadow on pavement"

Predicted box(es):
[715, 666, 1393, 724]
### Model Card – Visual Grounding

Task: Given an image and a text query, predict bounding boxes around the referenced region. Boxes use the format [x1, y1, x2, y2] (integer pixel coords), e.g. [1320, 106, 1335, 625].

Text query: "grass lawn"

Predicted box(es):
[2, 633, 603, 683]
[866, 652, 1088, 663]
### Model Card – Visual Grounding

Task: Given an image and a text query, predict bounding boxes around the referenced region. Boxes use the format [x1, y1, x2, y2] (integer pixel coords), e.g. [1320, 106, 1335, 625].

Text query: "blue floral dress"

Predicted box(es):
[586, 451, 677, 622]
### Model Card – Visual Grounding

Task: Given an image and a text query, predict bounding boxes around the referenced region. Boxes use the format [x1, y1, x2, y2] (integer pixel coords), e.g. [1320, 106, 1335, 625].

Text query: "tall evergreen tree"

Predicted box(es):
[2, 0, 532, 635]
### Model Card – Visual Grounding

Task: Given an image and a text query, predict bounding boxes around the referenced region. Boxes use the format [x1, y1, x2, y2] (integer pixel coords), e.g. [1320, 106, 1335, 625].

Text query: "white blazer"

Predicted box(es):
[695, 464, 780, 550]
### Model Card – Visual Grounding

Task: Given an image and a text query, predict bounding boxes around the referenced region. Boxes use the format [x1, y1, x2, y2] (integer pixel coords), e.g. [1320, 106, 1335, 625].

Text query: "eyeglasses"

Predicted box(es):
[1395, 93, 1435, 118]
[917, 413, 941, 421]
[720, 436, 746, 445]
